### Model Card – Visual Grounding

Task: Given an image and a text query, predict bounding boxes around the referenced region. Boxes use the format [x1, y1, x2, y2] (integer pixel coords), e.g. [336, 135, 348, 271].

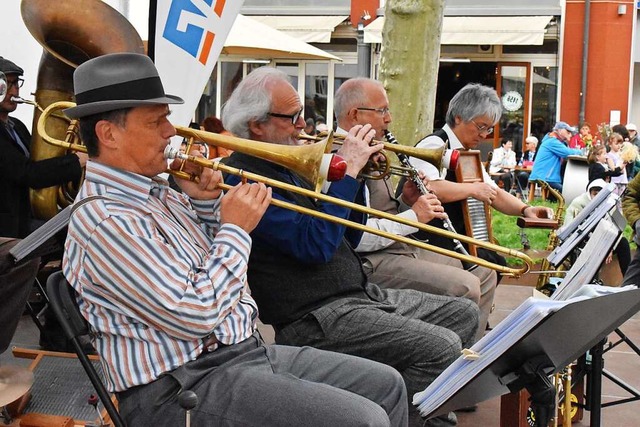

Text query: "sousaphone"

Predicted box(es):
[21, 0, 145, 219]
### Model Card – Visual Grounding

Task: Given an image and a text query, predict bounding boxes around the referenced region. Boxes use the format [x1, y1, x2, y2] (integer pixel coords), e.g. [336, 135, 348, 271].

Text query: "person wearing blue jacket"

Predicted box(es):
[529, 121, 582, 193]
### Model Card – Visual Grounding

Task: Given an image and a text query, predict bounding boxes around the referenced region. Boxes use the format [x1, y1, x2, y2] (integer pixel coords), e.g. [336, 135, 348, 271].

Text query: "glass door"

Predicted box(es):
[496, 63, 531, 158]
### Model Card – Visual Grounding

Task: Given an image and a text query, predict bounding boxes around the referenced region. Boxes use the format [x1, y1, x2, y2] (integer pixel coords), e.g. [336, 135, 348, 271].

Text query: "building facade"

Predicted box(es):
[199, 1, 640, 158]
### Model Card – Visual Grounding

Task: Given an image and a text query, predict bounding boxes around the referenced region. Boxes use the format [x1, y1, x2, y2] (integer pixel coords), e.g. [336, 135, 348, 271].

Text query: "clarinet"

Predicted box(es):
[384, 130, 478, 271]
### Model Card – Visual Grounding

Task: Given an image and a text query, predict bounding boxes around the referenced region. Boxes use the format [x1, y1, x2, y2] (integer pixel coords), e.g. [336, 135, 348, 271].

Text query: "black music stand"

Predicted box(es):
[9, 204, 72, 264]
[547, 183, 621, 267]
[8, 205, 72, 348]
[417, 288, 640, 427]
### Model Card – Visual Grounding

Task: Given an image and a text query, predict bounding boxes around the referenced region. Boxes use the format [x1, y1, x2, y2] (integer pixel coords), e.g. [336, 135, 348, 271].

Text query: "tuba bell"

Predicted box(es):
[21, 0, 145, 219]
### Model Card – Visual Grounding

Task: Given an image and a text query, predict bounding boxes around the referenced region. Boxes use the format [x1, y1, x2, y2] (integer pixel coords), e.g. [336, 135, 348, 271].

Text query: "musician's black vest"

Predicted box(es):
[222, 152, 369, 327]
[408, 129, 507, 269]
[404, 129, 464, 250]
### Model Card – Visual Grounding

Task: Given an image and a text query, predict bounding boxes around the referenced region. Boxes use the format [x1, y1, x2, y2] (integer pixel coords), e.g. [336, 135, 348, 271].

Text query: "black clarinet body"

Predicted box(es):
[383, 130, 478, 271]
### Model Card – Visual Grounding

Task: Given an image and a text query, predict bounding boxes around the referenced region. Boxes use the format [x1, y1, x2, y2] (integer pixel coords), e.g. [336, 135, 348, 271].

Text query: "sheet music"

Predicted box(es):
[413, 297, 569, 417]
[551, 218, 621, 301]
[547, 193, 618, 267]
[9, 205, 72, 263]
[556, 183, 615, 241]
[413, 285, 633, 418]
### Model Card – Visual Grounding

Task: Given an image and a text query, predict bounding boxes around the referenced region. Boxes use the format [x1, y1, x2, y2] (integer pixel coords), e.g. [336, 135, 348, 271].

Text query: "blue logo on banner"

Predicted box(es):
[163, 0, 223, 64]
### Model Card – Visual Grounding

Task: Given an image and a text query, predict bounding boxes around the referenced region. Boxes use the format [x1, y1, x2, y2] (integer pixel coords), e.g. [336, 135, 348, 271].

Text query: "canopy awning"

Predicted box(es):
[364, 16, 553, 45]
[223, 15, 341, 60]
[250, 16, 348, 43]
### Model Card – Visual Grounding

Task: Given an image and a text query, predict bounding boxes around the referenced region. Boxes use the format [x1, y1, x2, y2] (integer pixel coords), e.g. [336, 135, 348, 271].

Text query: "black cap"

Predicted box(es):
[0, 57, 24, 76]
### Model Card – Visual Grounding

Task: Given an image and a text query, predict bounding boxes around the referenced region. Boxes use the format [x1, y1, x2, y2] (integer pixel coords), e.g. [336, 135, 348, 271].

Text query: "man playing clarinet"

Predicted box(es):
[334, 77, 496, 343]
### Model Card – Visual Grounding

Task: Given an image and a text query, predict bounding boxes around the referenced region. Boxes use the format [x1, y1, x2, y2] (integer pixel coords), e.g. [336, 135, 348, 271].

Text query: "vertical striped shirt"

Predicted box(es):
[62, 161, 257, 392]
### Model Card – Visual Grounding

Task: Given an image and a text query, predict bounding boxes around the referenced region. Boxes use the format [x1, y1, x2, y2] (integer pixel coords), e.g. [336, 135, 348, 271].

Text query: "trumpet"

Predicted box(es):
[298, 131, 459, 179]
[38, 101, 533, 277]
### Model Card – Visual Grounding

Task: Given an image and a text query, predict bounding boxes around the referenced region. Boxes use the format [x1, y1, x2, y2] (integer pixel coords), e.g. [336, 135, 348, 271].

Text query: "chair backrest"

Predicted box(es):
[46, 271, 89, 340]
[46, 271, 126, 427]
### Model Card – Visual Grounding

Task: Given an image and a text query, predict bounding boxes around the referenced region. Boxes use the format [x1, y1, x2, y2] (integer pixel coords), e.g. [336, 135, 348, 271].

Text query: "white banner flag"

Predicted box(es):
[152, 0, 243, 127]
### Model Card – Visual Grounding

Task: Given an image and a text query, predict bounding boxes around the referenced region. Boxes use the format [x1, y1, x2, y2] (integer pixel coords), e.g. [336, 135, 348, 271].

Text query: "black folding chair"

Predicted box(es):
[46, 271, 126, 427]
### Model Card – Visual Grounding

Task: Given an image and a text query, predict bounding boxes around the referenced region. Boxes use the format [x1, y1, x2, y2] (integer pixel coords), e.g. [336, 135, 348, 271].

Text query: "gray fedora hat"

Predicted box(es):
[65, 52, 183, 119]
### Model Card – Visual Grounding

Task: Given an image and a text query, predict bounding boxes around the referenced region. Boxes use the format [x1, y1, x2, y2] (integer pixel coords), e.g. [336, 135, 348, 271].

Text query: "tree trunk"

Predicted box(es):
[379, 0, 444, 147]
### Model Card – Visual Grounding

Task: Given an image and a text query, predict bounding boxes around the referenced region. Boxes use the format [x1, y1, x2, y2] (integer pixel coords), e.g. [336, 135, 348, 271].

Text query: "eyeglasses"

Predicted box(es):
[269, 108, 303, 125]
[357, 107, 391, 116]
[6, 78, 24, 89]
[470, 119, 494, 135]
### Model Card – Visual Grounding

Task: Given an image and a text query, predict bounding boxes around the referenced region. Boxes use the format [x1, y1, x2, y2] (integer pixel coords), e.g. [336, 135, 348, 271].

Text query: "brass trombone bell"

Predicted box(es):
[37, 101, 348, 189]
[176, 126, 346, 188]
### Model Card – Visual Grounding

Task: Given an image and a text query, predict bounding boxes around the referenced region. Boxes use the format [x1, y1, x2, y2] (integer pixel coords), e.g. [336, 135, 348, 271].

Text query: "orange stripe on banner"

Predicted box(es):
[214, 0, 225, 17]
[199, 31, 215, 65]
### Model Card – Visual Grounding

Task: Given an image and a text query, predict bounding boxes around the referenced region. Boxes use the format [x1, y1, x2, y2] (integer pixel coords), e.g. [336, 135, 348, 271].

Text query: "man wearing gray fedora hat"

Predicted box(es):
[0, 56, 87, 238]
[62, 52, 409, 427]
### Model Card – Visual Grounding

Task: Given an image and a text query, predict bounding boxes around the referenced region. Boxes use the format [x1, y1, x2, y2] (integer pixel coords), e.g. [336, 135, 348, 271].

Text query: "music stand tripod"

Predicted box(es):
[417, 288, 640, 426]
[545, 186, 636, 426]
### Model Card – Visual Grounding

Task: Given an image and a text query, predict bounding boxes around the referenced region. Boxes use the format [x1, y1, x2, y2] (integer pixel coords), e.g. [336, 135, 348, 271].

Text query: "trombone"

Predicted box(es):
[38, 101, 533, 277]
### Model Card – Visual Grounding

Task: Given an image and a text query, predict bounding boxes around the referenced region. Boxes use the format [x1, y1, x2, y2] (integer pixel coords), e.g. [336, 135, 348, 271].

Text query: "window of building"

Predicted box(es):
[305, 63, 329, 125]
[530, 66, 557, 141]
[276, 63, 300, 89]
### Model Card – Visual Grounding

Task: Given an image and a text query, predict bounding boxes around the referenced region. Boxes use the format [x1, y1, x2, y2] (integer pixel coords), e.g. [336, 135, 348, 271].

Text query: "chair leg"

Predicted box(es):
[541, 187, 548, 201]
[71, 337, 125, 427]
[528, 182, 536, 203]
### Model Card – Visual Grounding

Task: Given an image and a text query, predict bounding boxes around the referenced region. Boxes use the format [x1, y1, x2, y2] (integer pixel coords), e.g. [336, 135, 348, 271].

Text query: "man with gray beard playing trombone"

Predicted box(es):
[223, 66, 478, 427]
[334, 77, 496, 344]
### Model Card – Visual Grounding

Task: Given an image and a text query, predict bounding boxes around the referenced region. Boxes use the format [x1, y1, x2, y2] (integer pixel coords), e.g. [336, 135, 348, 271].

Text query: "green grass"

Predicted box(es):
[492, 199, 633, 265]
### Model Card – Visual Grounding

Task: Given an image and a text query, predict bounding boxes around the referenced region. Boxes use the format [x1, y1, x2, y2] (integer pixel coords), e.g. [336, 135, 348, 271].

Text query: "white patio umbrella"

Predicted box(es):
[223, 15, 341, 61]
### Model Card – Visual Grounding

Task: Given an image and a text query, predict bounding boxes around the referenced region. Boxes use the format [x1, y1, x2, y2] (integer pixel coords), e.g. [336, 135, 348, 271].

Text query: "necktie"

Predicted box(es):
[6, 124, 29, 157]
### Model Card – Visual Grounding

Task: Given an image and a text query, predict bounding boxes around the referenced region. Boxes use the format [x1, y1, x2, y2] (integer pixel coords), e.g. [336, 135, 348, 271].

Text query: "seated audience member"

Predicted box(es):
[303, 117, 317, 136]
[516, 135, 537, 195]
[489, 139, 517, 194]
[62, 53, 409, 427]
[529, 121, 582, 194]
[223, 67, 478, 427]
[0, 56, 87, 238]
[569, 122, 592, 149]
[565, 179, 630, 275]
[334, 77, 497, 343]
[201, 116, 233, 158]
[410, 83, 552, 276]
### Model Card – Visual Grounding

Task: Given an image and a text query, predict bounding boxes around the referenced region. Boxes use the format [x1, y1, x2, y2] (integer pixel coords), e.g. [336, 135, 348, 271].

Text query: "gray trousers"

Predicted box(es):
[361, 249, 496, 343]
[0, 238, 40, 354]
[117, 332, 408, 426]
[275, 284, 479, 427]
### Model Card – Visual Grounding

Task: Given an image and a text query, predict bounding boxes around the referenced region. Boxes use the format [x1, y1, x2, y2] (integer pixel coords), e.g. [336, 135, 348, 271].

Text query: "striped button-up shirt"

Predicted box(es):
[62, 161, 257, 392]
